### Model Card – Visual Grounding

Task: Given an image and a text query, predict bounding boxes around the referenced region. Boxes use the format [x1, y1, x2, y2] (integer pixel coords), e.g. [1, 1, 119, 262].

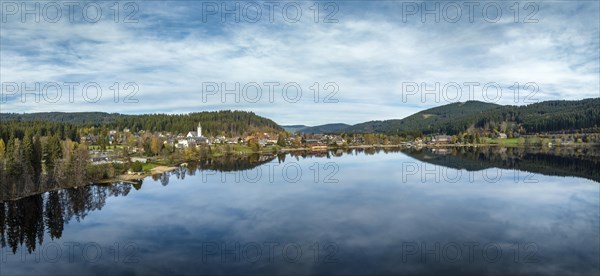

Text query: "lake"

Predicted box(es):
[1, 148, 599, 275]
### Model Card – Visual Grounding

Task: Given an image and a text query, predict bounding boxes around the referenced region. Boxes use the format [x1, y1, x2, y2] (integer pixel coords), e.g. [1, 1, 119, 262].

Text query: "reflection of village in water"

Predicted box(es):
[3, 146, 599, 201]
[3, 146, 600, 201]
[1, 146, 599, 254]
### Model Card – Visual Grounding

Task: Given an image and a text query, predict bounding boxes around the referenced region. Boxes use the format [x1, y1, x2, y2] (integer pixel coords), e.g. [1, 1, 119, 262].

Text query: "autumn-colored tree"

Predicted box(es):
[184, 146, 199, 160]
[150, 137, 162, 156]
[277, 132, 287, 147]
[0, 138, 5, 162]
[247, 138, 260, 152]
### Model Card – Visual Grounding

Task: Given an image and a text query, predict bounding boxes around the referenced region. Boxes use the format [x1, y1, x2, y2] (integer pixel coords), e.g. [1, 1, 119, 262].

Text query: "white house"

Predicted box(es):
[130, 157, 148, 163]
[176, 139, 189, 148]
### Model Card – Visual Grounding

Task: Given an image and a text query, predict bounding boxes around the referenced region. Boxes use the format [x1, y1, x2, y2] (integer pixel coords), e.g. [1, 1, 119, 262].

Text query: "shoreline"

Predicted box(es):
[95, 165, 179, 184]
[95, 142, 599, 184]
[4, 143, 598, 201]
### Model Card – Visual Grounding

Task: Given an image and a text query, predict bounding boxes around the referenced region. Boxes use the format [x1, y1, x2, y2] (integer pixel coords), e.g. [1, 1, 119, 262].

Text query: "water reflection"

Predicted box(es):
[0, 148, 598, 275]
[198, 153, 277, 172]
[0, 154, 280, 255]
[0, 183, 132, 254]
[401, 146, 600, 183]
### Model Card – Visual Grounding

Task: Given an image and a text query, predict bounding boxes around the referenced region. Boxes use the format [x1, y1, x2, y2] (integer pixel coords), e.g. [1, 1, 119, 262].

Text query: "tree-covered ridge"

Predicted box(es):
[0, 110, 283, 140]
[2, 98, 599, 140]
[494, 98, 600, 132]
[0, 112, 120, 125]
[283, 123, 352, 134]
[0, 120, 81, 143]
[108, 111, 283, 135]
[342, 98, 600, 135]
[344, 101, 500, 134]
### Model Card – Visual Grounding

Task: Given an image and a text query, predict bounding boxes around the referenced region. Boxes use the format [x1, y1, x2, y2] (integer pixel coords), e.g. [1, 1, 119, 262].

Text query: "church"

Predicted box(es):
[186, 122, 208, 143]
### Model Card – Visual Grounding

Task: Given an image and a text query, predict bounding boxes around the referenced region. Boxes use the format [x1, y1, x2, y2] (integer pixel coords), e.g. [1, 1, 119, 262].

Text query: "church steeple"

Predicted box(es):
[197, 122, 202, 137]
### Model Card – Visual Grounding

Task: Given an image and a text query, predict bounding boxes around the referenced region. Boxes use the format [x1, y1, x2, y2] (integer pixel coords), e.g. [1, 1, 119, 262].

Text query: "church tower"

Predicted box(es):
[197, 122, 202, 137]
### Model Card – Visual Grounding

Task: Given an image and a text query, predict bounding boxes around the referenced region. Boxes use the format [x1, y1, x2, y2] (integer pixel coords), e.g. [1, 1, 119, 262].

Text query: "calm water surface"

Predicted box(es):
[1, 149, 599, 275]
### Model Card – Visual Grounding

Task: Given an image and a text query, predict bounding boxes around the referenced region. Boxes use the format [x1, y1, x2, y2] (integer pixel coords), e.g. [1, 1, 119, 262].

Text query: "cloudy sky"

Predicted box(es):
[1, 1, 598, 125]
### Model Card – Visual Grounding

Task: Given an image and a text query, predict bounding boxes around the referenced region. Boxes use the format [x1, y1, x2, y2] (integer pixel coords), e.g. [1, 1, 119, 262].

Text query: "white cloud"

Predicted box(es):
[1, 1, 598, 125]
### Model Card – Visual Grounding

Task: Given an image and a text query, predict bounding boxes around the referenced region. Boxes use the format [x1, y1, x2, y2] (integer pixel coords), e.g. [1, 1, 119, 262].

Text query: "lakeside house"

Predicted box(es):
[90, 155, 109, 165]
[432, 135, 452, 144]
[226, 137, 241, 144]
[81, 134, 97, 144]
[305, 138, 327, 149]
[130, 157, 149, 163]
[176, 139, 189, 148]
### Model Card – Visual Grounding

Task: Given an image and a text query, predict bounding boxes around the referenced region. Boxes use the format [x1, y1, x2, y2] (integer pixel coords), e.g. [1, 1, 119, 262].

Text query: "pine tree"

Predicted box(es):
[43, 135, 63, 172]
[21, 131, 35, 175]
[32, 136, 42, 175]
[5, 137, 19, 177]
[277, 133, 287, 147]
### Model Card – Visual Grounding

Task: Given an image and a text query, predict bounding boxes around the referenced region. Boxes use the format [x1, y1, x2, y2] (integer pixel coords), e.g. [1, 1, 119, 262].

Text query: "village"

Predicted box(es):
[84, 122, 600, 174]
[88, 122, 363, 166]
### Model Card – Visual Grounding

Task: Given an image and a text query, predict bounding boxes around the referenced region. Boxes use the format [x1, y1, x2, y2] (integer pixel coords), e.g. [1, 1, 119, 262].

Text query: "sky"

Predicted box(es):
[1, 1, 599, 125]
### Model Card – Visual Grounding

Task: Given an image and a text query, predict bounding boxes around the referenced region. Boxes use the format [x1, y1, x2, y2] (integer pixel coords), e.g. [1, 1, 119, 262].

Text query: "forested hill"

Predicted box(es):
[503, 98, 600, 132]
[2, 98, 599, 139]
[1, 112, 121, 125]
[108, 111, 283, 134]
[300, 123, 351, 134]
[341, 98, 600, 135]
[0, 111, 283, 140]
[343, 101, 500, 134]
[282, 123, 351, 134]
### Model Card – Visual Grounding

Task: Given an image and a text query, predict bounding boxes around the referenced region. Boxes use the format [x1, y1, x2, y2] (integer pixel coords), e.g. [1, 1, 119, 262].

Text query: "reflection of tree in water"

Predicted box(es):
[7, 146, 593, 256]
[148, 166, 193, 187]
[160, 173, 170, 186]
[0, 149, 388, 255]
[197, 154, 277, 172]
[0, 182, 132, 254]
[1, 169, 88, 203]
[402, 146, 600, 183]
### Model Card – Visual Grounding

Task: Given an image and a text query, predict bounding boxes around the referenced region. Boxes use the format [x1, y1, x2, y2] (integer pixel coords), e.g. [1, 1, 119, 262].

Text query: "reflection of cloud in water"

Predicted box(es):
[1, 150, 598, 275]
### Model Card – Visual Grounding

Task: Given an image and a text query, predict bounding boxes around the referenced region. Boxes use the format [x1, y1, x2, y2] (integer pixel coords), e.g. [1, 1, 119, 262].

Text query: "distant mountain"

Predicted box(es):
[282, 125, 308, 133]
[339, 98, 600, 134]
[301, 123, 351, 134]
[282, 123, 351, 134]
[342, 101, 501, 134]
[1, 112, 121, 125]
[1, 111, 283, 137]
[3, 98, 598, 137]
